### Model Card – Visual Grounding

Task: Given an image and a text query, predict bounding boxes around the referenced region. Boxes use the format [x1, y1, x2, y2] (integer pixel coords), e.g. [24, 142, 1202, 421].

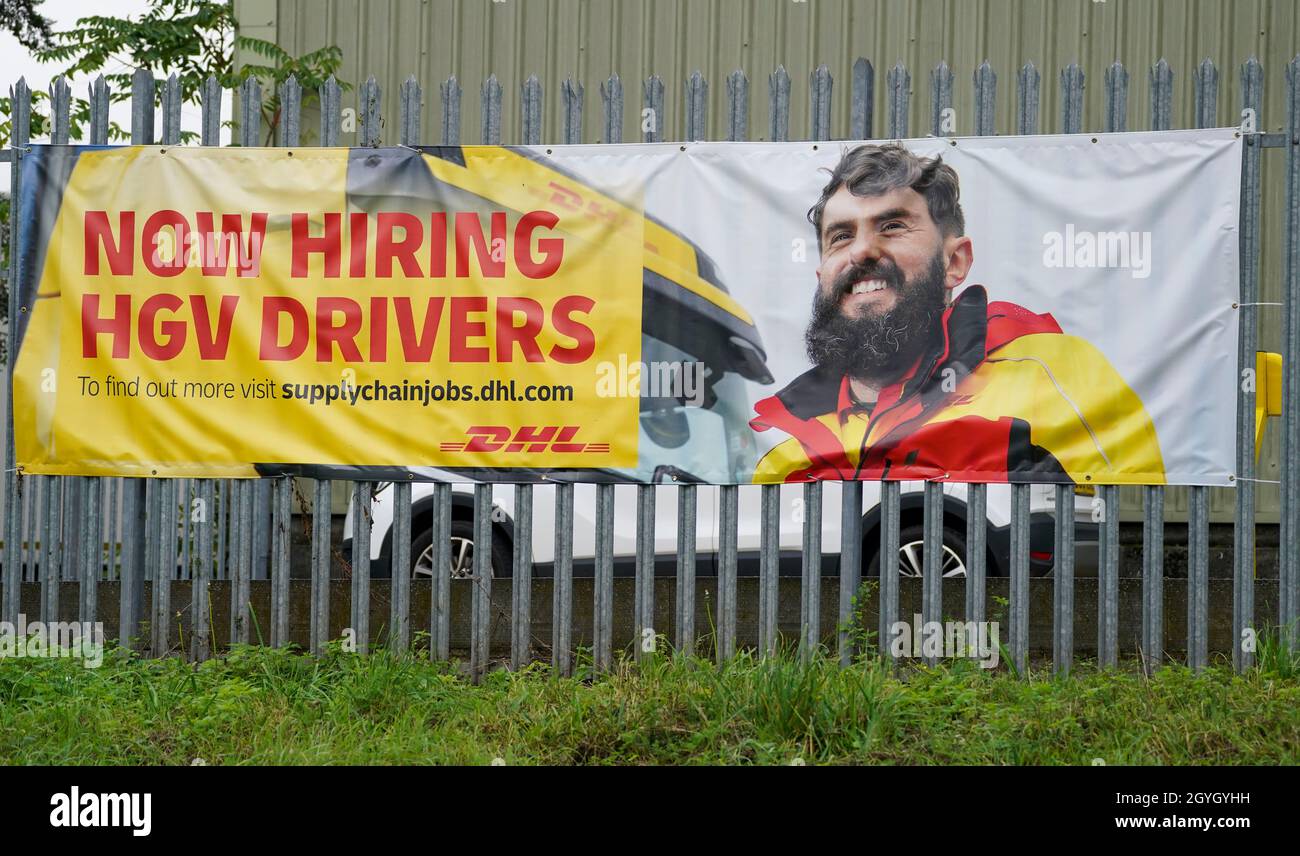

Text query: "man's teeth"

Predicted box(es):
[849, 279, 887, 295]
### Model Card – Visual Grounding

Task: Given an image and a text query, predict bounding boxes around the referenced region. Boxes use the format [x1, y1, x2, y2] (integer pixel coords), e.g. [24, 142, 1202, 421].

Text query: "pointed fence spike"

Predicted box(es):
[769, 65, 791, 142]
[1149, 58, 1174, 131]
[359, 76, 382, 146]
[399, 74, 421, 146]
[600, 73, 622, 143]
[1060, 62, 1085, 134]
[481, 74, 502, 144]
[810, 63, 832, 140]
[440, 75, 461, 145]
[727, 69, 749, 141]
[9, 78, 30, 149]
[162, 73, 182, 145]
[49, 76, 71, 144]
[930, 60, 953, 136]
[642, 74, 664, 143]
[279, 74, 302, 147]
[685, 70, 707, 142]
[974, 60, 997, 136]
[851, 58, 874, 139]
[1104, 60, 1128, 133]
[887, 61, 910, 138]
[521, 74, 544, 145]
[561, 77, 583, 145]
[320, 75, 341, 146]
[201, 76, 222, 146]
[1017, 61, 1041, 134]
[89, 76, 110, 145]
[239, 77, 262, 147]
[1194, 57, 1220, 129]
[131, 68, 155, 145]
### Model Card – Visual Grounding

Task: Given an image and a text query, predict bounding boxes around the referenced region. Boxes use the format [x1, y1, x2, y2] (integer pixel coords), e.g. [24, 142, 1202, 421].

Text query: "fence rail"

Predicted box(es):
[3, 55, 1299, 680]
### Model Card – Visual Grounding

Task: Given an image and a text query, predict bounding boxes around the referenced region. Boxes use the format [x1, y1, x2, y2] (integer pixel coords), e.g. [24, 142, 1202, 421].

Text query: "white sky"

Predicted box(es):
[2, 0, 233, 191]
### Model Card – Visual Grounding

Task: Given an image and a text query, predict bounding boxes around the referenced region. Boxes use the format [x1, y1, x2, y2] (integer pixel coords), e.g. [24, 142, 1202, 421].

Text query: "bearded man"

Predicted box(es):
[749, 143, 1165, 484]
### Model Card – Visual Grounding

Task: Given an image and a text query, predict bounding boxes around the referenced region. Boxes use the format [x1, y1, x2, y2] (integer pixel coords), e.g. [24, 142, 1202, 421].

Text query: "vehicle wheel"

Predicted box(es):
[866, 524, 968, 578]
[409, 518, 513, 581]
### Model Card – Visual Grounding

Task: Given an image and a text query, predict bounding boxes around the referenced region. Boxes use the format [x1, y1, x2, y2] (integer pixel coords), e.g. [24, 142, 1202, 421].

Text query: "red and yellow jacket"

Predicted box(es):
[749, 286, 1165, 485]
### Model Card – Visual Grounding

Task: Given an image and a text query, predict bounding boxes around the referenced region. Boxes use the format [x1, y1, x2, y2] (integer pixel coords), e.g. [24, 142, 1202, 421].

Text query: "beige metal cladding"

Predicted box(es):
[235, 0, 1297, 522]
[236, 0, 1295, 144]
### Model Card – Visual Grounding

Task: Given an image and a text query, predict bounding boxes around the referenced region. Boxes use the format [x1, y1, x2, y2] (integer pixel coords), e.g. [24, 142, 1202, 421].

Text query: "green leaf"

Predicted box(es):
[12, 0, 348, 141]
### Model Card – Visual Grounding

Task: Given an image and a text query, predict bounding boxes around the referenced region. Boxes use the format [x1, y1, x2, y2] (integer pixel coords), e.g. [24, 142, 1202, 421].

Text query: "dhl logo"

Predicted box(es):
[439, 426, 611, 454]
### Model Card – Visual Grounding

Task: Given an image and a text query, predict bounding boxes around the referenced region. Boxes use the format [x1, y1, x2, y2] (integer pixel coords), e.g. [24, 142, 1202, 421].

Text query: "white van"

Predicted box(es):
[343, 478, 1099, 580]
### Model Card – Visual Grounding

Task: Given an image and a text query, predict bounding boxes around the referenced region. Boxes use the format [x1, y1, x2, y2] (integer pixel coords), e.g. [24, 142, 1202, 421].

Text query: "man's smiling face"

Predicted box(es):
[803, 171, 975, 389]
[815, 184, 948, 319]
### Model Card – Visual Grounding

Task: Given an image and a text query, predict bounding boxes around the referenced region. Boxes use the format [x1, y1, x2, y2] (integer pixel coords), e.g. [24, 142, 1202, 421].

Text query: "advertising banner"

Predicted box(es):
[12, 129, 1242, 485]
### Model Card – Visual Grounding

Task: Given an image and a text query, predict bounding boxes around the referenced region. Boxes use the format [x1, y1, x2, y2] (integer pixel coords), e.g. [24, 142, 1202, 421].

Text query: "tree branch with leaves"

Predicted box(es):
[1, 0, 54, 50]
[1, 0, 347, 147]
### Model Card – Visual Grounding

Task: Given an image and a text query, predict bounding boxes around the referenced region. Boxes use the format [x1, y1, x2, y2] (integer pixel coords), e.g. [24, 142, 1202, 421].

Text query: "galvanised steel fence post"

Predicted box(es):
[1234, 56, 1265, 672]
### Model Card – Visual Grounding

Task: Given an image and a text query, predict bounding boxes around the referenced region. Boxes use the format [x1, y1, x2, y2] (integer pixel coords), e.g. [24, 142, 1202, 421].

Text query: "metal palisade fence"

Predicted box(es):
[2, 56, 1299, 681]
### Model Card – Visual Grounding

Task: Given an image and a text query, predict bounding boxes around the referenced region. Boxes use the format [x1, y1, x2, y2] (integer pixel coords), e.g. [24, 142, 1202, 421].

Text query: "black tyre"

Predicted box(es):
[406, 518, 513, 581]
[866, 523, 969, 578]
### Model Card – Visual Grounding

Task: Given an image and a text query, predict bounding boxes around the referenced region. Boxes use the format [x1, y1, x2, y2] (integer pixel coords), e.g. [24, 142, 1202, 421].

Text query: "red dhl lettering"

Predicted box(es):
[440, 426, 608, 454]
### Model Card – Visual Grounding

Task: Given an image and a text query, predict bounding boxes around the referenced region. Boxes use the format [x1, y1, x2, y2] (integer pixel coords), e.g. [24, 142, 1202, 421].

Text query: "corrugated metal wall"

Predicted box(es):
[234, 0, 1299, 521]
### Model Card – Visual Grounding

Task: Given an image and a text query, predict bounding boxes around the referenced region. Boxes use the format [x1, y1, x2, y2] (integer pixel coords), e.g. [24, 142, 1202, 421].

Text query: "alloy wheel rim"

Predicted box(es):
[896, 540, 967, 578]
[413, 536, 483, 580]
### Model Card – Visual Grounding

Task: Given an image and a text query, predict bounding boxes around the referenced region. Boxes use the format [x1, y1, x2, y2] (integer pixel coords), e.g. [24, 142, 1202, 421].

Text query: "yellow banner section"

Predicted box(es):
[14, 146, 644, 476]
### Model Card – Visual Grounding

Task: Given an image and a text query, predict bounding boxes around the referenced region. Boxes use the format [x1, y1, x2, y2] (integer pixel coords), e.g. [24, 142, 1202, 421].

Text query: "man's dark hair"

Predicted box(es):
[808, 144, 965, 248]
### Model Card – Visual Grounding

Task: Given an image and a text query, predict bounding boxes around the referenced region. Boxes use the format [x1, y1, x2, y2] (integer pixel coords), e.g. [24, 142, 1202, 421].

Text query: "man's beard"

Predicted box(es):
[805, 253, 948, 384]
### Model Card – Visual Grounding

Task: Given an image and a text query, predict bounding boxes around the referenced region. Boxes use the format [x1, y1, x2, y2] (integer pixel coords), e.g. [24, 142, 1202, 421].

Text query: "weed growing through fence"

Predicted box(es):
[836, 579, 880, 658]
[1256, 623, 1300, 678]
[1, 636, 1298, 765]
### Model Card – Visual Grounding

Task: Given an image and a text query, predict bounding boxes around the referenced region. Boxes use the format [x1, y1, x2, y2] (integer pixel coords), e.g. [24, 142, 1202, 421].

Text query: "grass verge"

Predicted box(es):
[1, 641, 1297, 765]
